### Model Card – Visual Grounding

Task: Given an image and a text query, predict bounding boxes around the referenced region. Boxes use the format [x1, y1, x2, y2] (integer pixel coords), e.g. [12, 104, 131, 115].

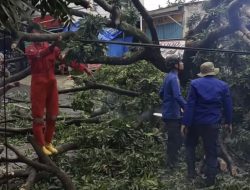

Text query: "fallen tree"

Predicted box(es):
[0, 0, 249, 189]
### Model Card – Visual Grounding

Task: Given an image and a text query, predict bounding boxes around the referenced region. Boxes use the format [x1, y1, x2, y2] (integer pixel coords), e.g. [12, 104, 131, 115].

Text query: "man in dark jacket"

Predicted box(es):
[181, 62, 232, 186]
[159, 55, 186, 169]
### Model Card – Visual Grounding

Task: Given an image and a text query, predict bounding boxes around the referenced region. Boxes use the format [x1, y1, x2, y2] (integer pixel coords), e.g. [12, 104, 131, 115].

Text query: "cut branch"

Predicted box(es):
[59, 81, 140, 97]
[56, 143, 79, 154]
[17, 31, 76, 42]
[0, 169, 29, 181]
[0, 66, 30, 87]
[0, 127, 32, 134]
[19, 168, 37, 190]
[219, 135, 237, 176]
[64, 116, 102, 126]
[5, 136, 76, 190]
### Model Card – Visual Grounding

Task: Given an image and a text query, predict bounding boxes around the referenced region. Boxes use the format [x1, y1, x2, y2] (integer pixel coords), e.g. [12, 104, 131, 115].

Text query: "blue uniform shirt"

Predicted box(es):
[159, 71, 186, 121]
[182, 76, 232, 127]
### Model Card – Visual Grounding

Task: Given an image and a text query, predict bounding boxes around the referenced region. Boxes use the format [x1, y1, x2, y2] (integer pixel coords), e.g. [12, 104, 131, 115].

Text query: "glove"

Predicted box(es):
[70, 60, 93, 77]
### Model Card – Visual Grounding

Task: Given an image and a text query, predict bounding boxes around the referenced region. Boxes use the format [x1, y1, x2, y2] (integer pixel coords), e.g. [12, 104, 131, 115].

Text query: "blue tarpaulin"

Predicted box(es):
[98, 28, 122, 41]
[107, 36, 133, 57]
[98, 28, 133, 57]
[63, 24, 132, 57]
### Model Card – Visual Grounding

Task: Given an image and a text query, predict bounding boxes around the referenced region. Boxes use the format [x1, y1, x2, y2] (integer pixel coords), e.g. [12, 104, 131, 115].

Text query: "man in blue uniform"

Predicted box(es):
[181, 62, 233, 186]
[159, 55, 186, 169]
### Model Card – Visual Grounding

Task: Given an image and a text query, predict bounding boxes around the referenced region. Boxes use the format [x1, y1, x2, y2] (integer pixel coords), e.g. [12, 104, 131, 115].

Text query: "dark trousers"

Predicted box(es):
[185, 124, 219, 184]
[164, 120, 182, 168]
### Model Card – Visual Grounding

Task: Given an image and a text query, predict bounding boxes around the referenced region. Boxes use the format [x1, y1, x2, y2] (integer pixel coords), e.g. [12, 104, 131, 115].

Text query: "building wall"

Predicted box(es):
[152, 13, 183, 40]
[143, 1, 204, 40]
[143, 7, 184, 40]
[146, 22, 183, 40]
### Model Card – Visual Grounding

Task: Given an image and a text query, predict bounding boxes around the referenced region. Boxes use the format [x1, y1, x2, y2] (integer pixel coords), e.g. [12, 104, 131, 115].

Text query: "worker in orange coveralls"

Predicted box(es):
[25, 23, 65, 155]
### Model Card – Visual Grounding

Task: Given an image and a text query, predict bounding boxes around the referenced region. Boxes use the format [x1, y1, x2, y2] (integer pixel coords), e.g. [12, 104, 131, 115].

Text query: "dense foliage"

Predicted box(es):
[31, 61, 168, 189]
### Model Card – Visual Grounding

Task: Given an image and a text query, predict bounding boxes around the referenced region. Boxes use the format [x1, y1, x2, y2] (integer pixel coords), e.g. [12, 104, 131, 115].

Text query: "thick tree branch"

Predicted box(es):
[188, 0, 247, 48]
[131, 0, 159, 43]
[0, 83, 19, 97]
[3, 139, 75, 190]
[11, 114, 32, 121]
[19, 168, 37, 190]
[0, 132, 23, 137]
[69, 8, 89, 18]
[236, 31, 250, 46]
[92, 0, 152, 43]
[69, 8, 151, 43]
[30, 137, 76, 189]
[17, 32, 76, 42]
[183, 0, 249, 83]
[0, 170, 29, 181]
[118, 22, 151, 43]
[0, 119, 16, 124]
[64, 116, 102, 126]
[219, 135, 238, 176]
[186, 14, 216, 38]
[195, 25, 235, 48]
[0, 66, 30, 87]
[0, 127, 32, 134]
[56, 143, 79, 154]
[6, 97, 75, 110]
[0, 157, 19, 163]
[0, 142, 79, 189]
[59, 81, 140, 97]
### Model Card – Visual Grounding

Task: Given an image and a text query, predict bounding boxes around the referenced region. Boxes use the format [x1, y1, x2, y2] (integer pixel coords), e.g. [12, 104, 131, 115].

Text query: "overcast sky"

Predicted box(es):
[144, 0, 192, 11]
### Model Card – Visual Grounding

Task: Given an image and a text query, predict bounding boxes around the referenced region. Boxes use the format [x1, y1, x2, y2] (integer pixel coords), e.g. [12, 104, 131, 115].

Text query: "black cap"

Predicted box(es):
[165, 55, 181, 68]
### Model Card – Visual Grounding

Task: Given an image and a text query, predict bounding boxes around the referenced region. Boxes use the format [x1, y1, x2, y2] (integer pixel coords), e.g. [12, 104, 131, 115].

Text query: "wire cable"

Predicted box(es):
[79, 39, 250, 55]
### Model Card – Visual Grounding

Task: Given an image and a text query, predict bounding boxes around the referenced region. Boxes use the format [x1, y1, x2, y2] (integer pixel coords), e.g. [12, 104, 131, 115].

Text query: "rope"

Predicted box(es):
[3, 31, 9, 190]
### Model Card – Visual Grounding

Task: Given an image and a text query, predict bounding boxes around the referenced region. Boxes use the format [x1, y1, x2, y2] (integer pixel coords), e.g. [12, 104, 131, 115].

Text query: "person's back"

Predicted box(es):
[161, 71, 185, 120]
[191, 76, 231, 125]
[159, 55, 186, 169]
[182, 62, 232, 187]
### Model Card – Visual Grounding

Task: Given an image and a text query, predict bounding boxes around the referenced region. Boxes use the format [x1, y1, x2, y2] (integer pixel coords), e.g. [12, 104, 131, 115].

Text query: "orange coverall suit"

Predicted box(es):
[26, 42, 60, 146]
